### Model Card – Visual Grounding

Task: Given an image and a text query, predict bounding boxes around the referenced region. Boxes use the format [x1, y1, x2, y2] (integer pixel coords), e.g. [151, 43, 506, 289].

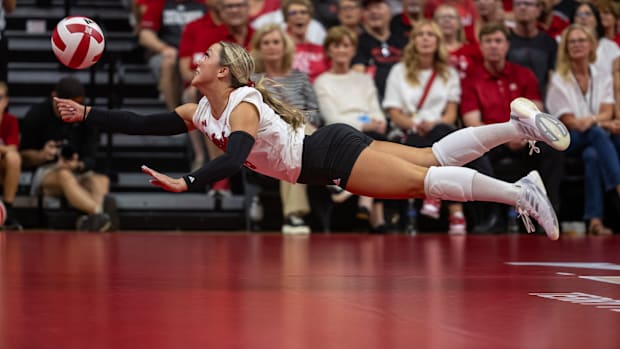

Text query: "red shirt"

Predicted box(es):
[461, 61, 541, 124]
[0, 112, 19, 147]
[140, 0, 205, 32]
[179, 14, 222, 60]
[539, 15, 569, 41]
[292, 42, 330, 83]
[448, 43, 482, 79]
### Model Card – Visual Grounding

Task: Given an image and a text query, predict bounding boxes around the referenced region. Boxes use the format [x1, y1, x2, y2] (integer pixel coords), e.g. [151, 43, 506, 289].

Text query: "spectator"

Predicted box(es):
[284, 0, 330, 82]
[389, 0, 427, 42]
[434, 4, 482, 79]
[572, 2, 620, 76]
[314, 26, 388, 232]
[538, 0, 569, 41]
[337, 0, 364, 34]
[594, 0, 620, 46]
[251, 0, 327, 45]
[425, 0, 478, 41]
[250, 23, 322, 233]
[0, 0, 16, 83]
[352, 0, 407, 100]
[20, 77, 115, 232]
[508, 0, 558, 97]
[461, 22, 564, 233]
[313, 0, 341, 28]
[383, 20, 466, 234]
[139, 0, 206, 110]
[0, 81, 22, 229]
[178, 0, 223, 171]
[547, 24, 620, 235]
[470, 0, 506, 45]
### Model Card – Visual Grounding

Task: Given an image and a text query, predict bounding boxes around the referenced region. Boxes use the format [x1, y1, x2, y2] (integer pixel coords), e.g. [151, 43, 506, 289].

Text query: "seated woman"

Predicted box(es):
[250, 23, 323, 234]
[314, 25, 388, 233]
[546, 24, 620, 235]
[382, 19, 466, 234]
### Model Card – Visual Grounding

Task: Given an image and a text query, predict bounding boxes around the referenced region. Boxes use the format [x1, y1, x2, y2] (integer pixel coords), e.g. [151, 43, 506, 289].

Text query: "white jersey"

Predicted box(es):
[192, 87, 306, 183]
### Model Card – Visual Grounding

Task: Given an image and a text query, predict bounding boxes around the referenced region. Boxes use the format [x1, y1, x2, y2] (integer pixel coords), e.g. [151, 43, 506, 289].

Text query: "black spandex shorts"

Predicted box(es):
[296, 123, 374, 188]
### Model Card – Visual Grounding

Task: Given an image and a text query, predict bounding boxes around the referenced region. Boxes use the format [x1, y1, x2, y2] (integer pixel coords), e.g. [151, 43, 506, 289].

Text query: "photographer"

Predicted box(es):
[20, 77, 116, 232]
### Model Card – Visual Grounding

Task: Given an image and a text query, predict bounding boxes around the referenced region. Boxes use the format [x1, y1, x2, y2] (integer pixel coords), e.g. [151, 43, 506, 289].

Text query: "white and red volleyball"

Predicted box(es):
[51, 16, 105, 69]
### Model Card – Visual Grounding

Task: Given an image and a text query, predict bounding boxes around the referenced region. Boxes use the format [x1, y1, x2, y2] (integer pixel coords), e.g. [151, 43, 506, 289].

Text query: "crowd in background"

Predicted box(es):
[2, 0, 620, 235]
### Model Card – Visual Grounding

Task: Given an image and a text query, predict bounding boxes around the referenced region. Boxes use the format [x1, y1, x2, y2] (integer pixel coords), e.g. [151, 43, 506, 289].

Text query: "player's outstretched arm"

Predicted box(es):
[141, 165, 188, 192]
[54, 97, 196, 135]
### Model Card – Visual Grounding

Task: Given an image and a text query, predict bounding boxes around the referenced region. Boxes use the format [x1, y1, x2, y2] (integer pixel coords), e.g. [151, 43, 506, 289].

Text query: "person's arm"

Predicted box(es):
[462, 110, 484, 127]
[440, 101, 458, 125]
[145, 102, 259, 192]
[54, 97, 195, 135]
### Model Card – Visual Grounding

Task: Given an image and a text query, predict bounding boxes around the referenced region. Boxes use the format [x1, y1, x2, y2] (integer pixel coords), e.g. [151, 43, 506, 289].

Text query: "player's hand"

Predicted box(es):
[141, 165, 188, 193]
[54, 97, 89, 123]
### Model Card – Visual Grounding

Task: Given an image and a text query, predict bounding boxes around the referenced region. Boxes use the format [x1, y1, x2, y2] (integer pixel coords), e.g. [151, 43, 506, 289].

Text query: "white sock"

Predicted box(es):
[424, 166, 519, 205]
[432, 123, 520, 166]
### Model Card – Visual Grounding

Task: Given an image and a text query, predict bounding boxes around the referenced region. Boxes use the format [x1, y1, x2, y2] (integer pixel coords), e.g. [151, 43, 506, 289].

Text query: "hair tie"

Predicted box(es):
[246, 79, 255, 87]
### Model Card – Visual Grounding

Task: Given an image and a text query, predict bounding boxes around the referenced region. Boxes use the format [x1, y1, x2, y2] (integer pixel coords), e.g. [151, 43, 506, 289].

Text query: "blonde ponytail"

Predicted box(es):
[219, 41, 305, 129]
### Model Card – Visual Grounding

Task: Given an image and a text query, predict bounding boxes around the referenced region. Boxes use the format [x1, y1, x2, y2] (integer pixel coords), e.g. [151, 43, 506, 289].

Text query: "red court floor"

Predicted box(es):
[1, 232, 619, 349]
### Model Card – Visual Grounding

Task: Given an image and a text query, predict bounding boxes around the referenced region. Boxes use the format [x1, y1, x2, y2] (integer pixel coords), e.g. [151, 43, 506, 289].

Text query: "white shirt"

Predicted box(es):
[594, 37, 620, 77]
[314, 71, 385, 130]
[250, 10, 326, 46]
[193, 87, 306, 183]
[382, 64, 461, 123]
[546, 65, 614, 119]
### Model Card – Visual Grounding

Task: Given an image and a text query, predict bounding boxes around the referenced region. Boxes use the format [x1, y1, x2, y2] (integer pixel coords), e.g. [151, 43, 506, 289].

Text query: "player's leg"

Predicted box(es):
[345, 148, 559, 239]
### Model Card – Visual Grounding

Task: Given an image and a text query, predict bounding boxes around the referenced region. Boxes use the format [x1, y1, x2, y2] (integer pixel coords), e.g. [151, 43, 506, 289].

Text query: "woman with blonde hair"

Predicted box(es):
[250, 23, 322, 233]
[547, 24, 620, 235]
[434, 4, 481, 78]
[55, 41, 568, 240]
[383, 19, 466, 234]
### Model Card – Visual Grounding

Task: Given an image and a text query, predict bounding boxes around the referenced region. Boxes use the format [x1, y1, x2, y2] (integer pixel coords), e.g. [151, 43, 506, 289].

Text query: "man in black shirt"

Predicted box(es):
[352, 0, 407, 101]
[20, 77, 115, 232]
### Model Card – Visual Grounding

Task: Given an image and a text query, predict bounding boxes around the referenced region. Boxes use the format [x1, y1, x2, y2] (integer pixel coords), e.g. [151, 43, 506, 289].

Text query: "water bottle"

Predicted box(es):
[405, 199, 418, 235]
[507, 207, 520, 233]
[249, 195, 263, 223]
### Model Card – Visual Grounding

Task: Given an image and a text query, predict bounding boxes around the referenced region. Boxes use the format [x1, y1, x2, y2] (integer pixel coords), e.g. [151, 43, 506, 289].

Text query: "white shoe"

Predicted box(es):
[521, 169, 547, 195]
[282, 215, 311, 234]
[515, 171, 559, 240]
[510, 97, 570, 153]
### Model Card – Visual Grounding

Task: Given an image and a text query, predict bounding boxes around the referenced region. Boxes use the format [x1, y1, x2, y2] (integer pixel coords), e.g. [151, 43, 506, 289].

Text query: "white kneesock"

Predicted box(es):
[432, 124, 520, 166]
[424, 166, 519, 205]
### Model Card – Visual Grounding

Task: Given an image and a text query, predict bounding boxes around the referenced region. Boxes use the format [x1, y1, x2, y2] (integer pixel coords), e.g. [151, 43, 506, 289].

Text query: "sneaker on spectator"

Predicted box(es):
[282, 215, 311, 234]
[420, 198, 441, 219]
[3, 216, 23, 231]
[356, 206, 370, 221]
[103, 195, 120, 231]
[448, 212, 467, 234]
[328, 186, 353, 203]
[76, 213, 111, 233]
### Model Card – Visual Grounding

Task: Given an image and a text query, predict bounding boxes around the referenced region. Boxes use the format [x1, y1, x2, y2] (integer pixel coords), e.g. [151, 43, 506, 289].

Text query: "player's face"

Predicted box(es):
[258, 30, 286, 64]
[193, 44, 224, 86]
[328, 36, 356, 66]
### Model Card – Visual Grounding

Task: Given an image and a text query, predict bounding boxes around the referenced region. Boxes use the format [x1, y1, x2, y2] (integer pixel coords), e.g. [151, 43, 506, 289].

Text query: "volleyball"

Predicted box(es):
[51, 16, 105, 69]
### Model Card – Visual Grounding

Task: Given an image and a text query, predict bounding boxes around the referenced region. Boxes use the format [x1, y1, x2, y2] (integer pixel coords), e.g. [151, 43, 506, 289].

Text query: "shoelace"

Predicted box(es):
[516, 204, 536, 234]
[527, 140, 540, 156]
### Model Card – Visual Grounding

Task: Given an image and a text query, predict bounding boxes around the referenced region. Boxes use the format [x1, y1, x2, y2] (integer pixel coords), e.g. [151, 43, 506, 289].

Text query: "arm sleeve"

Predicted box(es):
[85, 108, 189, 135]
[183, 131, 255, 191]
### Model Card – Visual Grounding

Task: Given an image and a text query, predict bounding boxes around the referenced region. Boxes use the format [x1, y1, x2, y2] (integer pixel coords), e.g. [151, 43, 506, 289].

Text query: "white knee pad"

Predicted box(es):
[424, 166, 475, 202]
[432, 127, 489, 166]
